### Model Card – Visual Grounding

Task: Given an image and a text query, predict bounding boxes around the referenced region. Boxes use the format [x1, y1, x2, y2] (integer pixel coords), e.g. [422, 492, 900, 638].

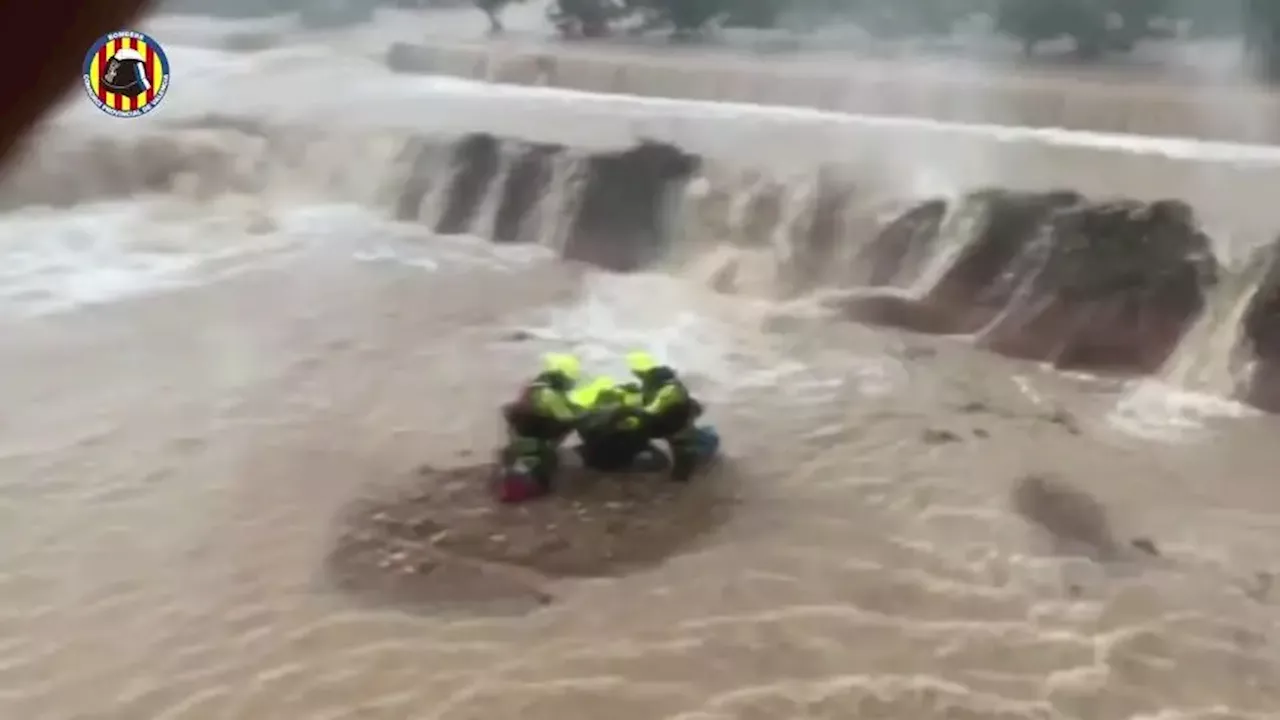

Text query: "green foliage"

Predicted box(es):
[720, 0, 782, 29]
[1161, 0, 1246, 36]
[533, 0, 1280, 82]
[662, 0, 728, 31]
[1244, 0, 1280, 79]
[988, 0, 1121, 56]
[545, 0, 997, 35]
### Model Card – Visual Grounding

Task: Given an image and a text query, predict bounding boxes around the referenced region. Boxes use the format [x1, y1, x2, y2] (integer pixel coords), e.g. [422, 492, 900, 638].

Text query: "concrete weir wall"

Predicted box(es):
[386, 40, 1280, 145]
[71, 44, 1280, 408]
[131, 43, 1280, 243]
[227, 55, 1280, 242]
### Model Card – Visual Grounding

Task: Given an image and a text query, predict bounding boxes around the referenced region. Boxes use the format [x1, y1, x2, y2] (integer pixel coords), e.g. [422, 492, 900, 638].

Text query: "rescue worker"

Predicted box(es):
[570, 376, 660, 473]
[499, 352, 583, 500]
[625, 351, 705, 481]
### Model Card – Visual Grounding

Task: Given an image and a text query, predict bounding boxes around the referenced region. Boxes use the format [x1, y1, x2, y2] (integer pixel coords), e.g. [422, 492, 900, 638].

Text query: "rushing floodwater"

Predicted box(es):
[1, 25, 1279, 720]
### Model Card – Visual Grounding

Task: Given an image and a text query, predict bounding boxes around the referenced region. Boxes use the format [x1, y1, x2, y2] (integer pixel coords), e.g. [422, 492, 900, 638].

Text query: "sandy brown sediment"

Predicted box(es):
[326, 460, 739, 614]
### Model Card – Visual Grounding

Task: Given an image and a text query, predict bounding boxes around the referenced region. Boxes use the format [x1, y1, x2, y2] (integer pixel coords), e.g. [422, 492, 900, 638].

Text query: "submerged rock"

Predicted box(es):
[436, 133, 501, 235]
[850, 198, 948, 287]
[565, 141, 700, 271]
[836, 189, 1219, 374]
[1011, 474, 1167, 575]
[391, 135, 697, 263]
[494, 142, 564, 243]
[980, 197, 1217, 371]
[925, 189, 1085, 323]
[1010, 473, 1124, 563]
[1240, 238, 1280, 411]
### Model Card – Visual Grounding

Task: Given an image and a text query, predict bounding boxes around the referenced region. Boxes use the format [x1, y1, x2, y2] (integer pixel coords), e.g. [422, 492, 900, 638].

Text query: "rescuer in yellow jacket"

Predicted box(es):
[625, 351, 704, 481]
[499, 352, 583, 497]
[570, 376, 657, 472]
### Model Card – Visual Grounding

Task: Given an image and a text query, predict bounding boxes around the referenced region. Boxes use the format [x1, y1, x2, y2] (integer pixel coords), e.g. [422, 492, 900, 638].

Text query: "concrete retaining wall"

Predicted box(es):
[386, 41, 1280, 145]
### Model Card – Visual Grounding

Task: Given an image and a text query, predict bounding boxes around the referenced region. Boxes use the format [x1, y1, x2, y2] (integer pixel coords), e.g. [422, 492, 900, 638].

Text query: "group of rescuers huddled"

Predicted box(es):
[499, 351, 712, 502]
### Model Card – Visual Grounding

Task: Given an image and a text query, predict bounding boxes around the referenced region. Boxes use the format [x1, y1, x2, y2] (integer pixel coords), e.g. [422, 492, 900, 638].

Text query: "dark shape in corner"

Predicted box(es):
[789, 168, 855, 291]
[834, 189, 1219, 375]
[436, 133, 500, 235]
[852, 198, 948, 287]
[1240, 238, 1280, 412]
[564, 140, 700, 271]
[980, 198, 1217, 372]
[385, 42, 432, 75]
[494, 143, 564, 243]
[1010, 473, 1124, 562]
[1130, 537, 1160, 557]
[392, 136, 443, 222]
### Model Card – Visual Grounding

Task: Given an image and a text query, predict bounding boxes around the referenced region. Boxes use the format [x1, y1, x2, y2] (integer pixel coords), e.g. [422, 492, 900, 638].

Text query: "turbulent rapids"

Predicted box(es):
[11, 112, 1280, 411]
[2, 36, 1280, 720]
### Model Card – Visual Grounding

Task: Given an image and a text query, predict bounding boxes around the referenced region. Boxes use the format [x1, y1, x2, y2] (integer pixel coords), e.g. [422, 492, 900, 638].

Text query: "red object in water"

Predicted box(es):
[496, 471, 543, 503]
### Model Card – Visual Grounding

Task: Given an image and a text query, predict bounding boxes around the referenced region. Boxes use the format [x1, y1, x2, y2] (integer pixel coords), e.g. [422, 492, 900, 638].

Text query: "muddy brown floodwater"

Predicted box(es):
[1, 24, 1280, 720]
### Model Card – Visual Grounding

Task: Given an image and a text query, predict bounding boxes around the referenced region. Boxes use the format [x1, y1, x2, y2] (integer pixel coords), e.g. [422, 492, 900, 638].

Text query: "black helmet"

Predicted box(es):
[101, 48, 150, 99]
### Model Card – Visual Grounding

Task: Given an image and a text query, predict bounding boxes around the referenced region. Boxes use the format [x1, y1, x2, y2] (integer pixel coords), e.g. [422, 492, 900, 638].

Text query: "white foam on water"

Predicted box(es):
[515, 272, 886, 404]
[0, 204, 205, 315]
[0, 201, 356, 317]
[353, 229, 556, 274]
[1106, 378, 1259, 442]
[528, 273, 760, 382]
[0, 202, 344, 316]
[0, 196, 566, 318]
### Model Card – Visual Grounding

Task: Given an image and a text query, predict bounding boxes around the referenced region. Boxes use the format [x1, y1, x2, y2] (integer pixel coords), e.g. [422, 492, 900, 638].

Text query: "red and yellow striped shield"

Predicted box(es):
[82, 31, 171, 116]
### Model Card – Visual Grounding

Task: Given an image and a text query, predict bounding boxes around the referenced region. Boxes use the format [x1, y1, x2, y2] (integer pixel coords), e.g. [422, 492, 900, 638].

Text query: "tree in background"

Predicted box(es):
[1244, 0, 1280, 80]
[542, 0, 989, 38]
[546, 0, 627, 37]
[995, 0, 1136, 57]
[526, 0, 1280, 83]
[719, 0, 782, 29]
[473, 0, 527, 33]
[659, 0, 728, 34]
[848, 0, 990, 37]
